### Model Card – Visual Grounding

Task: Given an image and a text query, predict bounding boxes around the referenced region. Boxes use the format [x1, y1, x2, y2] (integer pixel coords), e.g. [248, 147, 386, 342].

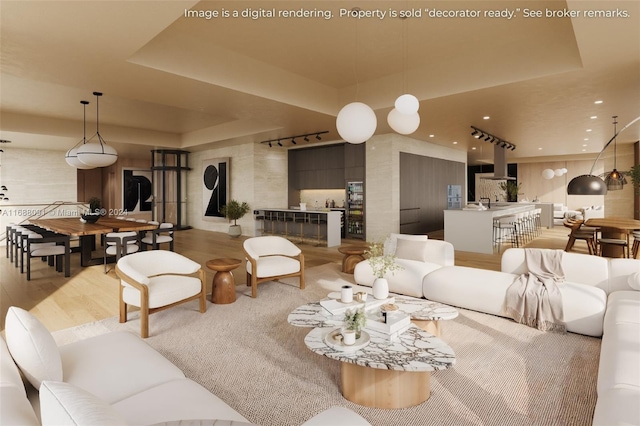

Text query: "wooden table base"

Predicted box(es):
[340, 362, 430, 409]
[412, 319, 441, 337]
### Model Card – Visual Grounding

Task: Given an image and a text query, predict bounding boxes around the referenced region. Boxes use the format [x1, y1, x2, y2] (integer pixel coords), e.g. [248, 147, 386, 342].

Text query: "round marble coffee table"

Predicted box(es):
[288, 295, 457, 409]
[393, 295, 459, 337]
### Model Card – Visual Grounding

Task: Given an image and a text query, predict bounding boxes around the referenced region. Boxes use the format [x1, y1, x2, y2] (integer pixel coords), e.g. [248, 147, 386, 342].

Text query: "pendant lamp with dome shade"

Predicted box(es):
[65, 100, 95, 170]
[567, 115, 640, 195]
[76, 92, 118, 168]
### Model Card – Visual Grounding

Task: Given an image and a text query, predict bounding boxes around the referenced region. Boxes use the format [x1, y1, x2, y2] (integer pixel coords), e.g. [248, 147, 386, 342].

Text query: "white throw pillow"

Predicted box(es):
[4, 307, 62, 389]
[40, 381, 127, 426]
[628, 272, 640, 291]
[394, 238, 429, 262]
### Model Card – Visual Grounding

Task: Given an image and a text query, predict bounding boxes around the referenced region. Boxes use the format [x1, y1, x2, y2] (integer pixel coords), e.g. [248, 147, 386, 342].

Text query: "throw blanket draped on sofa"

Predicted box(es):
[504, 249, 566, 333]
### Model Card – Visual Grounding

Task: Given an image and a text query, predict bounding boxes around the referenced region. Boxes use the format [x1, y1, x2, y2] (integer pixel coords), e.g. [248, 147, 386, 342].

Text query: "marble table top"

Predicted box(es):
[287, 294, 458, 328]
[288, 293, 457, 372]
[304, 324, 456, 372]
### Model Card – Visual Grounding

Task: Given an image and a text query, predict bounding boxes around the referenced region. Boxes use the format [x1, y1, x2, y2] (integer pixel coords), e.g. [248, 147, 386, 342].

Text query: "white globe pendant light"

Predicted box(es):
[336, 102, 377, 144]
[394, 94, 419, 115]
[77, 92, 118, 168]
[387, 108, 420, 135]
[542, 169, 555, 180]
[554, 168, 564, 177]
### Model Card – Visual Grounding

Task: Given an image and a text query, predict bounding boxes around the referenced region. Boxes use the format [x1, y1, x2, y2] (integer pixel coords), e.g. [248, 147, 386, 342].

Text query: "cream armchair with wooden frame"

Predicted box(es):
[242, 236, 305, 298]
[115, 250, 207, 338]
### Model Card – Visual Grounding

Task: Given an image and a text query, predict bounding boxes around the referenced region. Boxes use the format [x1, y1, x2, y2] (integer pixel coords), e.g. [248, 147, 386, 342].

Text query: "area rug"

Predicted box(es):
[52, 262, 600, 426]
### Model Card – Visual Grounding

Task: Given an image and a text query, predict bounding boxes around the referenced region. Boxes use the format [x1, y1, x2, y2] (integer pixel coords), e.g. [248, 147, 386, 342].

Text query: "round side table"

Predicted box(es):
[337, 245, 368, 274]
[206, 258, 242, 304]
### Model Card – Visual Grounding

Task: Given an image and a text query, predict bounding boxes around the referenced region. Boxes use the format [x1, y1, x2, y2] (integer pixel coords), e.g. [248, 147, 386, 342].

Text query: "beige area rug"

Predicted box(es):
[53, 262, 600, 426]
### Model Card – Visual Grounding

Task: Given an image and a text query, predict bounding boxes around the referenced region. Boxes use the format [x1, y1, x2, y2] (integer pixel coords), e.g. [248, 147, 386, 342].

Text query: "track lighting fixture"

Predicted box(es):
[260, 131, 329, 147]
[470, 126, 516, 151]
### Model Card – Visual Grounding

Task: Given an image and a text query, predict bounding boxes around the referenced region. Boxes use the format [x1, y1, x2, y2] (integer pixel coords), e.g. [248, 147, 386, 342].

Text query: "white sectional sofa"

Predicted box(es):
[353, 233, 454, 297]
[415, 246, 640, 426]
[1, 307, 371, 426]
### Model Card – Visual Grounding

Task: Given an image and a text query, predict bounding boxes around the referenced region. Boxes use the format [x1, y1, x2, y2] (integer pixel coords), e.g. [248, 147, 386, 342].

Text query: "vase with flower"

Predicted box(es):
[364, 240, 402, 299]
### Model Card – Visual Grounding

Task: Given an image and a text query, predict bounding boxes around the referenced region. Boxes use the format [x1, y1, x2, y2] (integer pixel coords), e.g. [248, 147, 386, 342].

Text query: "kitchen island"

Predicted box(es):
[254, 208, 342, 247]
[444, 204, 535, 254]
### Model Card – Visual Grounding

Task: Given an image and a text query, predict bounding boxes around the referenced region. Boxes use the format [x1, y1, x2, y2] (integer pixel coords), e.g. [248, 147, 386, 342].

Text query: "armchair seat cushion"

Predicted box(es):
[122, 275, 203, 309]
[247, 255, 301, 278]
[141, 235, 173, 245]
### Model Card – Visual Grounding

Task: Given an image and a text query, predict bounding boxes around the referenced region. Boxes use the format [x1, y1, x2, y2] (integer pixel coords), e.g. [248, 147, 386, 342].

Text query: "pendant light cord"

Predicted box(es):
[588, 115, 640, 175]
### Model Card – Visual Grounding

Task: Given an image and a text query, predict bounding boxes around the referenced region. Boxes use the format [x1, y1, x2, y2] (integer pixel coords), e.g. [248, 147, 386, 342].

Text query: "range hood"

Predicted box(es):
[481, 144, 516, 180]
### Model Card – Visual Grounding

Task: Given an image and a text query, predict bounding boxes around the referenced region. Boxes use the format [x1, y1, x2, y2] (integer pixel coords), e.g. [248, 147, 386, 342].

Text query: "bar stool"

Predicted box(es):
[293, 212, 306, 244]
[493, 215, 518, 252]
[310, 213, 327, 246]
[263, 211, 276, 235]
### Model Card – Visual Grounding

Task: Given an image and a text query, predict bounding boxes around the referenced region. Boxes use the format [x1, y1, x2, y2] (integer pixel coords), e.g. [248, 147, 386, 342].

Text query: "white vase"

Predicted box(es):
[372, 277, 389, 300]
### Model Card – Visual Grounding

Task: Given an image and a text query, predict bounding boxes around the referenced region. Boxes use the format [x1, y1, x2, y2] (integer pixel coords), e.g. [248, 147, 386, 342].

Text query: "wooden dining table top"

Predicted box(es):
[585, 217, 640, 231]
[30, 217, 158, 236]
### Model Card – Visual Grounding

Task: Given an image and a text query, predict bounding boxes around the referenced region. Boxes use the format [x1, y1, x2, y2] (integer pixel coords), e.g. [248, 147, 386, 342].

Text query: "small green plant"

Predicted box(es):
[344, 307, 367, 338]
[88, 197, 102, 214]
[499, 181, 522, 202]
[220, 200, 250, 225]
[364, 241, 403, 279]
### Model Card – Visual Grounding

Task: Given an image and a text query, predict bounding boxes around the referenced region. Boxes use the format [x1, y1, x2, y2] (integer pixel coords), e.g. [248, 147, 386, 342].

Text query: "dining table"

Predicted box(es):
[30, 217, 158, 267]
[585, 217, 640, 258]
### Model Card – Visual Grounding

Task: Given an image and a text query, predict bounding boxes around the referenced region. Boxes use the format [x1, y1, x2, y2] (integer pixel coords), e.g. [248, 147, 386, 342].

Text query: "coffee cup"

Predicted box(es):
[342, 329, 356, 346]
[341, 285, 353, 303]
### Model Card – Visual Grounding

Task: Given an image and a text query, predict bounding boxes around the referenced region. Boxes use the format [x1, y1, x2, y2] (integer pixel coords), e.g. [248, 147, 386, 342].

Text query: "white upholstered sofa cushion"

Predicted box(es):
[4, 307, 63, 389]
[59, 331, 185, 404]
[117, 250, 201, 286]
[112, 379, 251, 425]
[1, 336, 40, 426]
[422, 265, 607, 336]
[592, 388, 640, 426]
[40, 381, 127, 426]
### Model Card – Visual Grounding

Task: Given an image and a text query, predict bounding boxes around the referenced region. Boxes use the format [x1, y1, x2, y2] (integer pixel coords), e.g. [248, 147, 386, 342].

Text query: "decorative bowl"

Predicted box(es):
[81, 214, 101, 223]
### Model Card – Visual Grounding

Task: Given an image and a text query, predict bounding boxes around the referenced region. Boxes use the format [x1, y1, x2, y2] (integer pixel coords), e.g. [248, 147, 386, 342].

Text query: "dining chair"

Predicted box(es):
[22, 231, 70, 281]
[141, 222, 174, 251]
[104, 231, 140, 273]
[563, 218, 597, 255]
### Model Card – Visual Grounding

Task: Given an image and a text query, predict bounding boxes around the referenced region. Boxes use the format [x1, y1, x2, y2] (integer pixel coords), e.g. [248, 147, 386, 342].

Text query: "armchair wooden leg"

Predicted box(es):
[251, 274, 257, 298]
[198, 270, 207, 313]
[119, 286, 128, 324]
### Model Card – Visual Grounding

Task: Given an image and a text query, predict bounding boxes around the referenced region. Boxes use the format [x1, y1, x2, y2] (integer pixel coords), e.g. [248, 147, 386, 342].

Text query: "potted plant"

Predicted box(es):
[499, 181, 522, 202]
[363, 241, 402, 299]
[344, 307, 367, 339]
[220, 199, 251, 237]
[82, 197, 103, 223]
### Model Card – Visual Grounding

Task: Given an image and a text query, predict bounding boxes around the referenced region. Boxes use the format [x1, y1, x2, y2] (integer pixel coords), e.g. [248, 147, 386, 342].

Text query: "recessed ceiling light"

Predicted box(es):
[483, 116, 490, 120]
[584, 138, 589, 141]
[582, 149, 586, 152]
[452, 141, 458, 145]
[594, 100, 603, 104]
[472, 147, 477, 150]
[590, 116, 597, 119]
[429, 134, 435, 138]
[586, 129, 592, 132]
[538, 147, 543, 150]
[582, 144, 588, 147]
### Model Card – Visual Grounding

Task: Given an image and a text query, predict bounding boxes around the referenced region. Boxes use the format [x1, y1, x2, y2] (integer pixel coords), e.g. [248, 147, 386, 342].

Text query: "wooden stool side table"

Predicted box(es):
[206, 258, 242, 304]
[338, 245, 368, 274]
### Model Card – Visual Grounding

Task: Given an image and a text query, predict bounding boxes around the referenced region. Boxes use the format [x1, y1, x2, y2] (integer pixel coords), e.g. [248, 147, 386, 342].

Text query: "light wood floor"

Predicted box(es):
[0, 225, 584, 333]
